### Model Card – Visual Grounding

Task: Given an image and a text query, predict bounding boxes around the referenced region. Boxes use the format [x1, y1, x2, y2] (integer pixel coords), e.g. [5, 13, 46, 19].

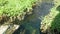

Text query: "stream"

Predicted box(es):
[13, 0, 54, 34]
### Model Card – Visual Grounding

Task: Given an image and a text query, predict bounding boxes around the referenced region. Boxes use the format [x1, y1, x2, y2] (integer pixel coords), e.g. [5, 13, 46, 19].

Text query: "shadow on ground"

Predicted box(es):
[13, 0, 55, 34]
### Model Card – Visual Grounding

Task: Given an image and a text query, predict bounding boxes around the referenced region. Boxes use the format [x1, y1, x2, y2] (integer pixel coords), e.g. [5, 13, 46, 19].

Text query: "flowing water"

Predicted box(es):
[13, 0, 54, 34]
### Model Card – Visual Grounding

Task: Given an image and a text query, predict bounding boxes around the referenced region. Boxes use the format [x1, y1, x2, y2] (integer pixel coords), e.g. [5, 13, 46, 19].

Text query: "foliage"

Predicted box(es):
[51, 5, 60, 32]
[0, 0, 36, 17]
[40, 0, 60, 33]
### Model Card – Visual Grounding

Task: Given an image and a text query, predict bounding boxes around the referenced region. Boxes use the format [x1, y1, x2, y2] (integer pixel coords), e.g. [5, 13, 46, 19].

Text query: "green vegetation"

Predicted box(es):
[0, 0, 36, 17]
[51, 5, 60, 32]
[40, 0, 60, 33]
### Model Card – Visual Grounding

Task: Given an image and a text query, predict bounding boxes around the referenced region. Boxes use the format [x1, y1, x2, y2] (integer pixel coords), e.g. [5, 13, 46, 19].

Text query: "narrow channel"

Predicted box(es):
[13, 0, 54, 34]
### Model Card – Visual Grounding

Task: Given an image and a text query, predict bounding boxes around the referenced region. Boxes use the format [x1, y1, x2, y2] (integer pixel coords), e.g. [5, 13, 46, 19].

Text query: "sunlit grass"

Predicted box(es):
[0, 0, 36, 17]
[40, 0, 60, 32]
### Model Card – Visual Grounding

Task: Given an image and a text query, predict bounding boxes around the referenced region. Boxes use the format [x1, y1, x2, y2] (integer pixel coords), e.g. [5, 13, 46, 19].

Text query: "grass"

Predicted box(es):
[0, 0, 37, 25]
[0, 0, 36, 17]
[51, 5, 60, 33]
[40, 0, 60, 33]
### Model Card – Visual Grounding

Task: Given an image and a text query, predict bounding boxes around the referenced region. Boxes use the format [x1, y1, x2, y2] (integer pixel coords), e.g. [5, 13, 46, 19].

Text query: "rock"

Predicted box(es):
[0, 25, 9, 34]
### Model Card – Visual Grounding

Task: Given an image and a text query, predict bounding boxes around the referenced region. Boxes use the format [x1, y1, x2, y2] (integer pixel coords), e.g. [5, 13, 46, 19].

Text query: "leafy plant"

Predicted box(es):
[0, 0, 36, 17]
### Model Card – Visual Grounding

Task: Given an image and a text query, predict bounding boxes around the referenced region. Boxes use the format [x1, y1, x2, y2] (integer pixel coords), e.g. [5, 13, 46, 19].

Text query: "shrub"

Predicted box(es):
[0, 0, 36, 17]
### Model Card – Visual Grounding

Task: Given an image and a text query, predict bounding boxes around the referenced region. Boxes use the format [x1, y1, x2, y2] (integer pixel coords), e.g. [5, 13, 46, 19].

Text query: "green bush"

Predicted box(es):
[0, 0, 36, 17]
[51, 5, 60, 32]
